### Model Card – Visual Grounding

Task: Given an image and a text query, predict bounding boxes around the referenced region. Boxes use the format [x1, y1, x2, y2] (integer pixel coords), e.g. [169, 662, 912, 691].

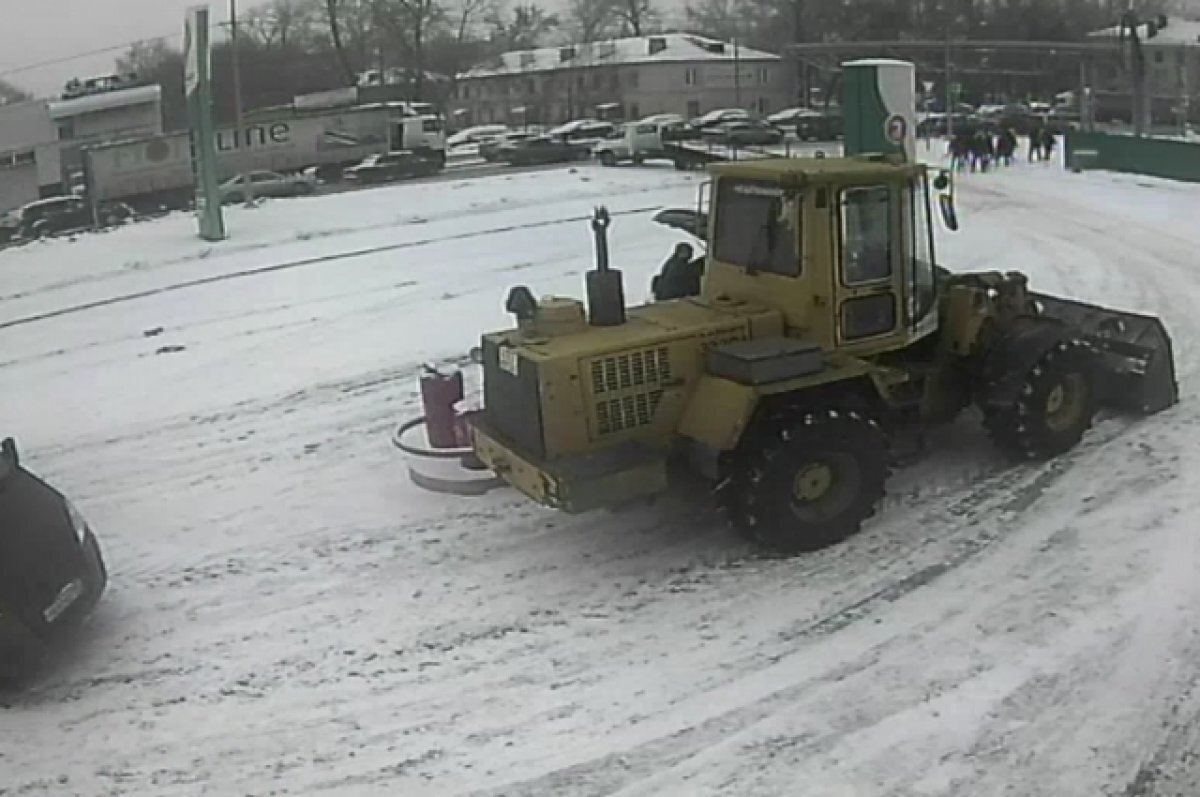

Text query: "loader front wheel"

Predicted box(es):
[983, 339, 1096, 459]
[722, 409, 888, 554]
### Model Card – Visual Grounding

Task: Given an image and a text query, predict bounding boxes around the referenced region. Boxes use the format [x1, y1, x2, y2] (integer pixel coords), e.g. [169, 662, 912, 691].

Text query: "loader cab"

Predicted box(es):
[701, 157, 939, 355]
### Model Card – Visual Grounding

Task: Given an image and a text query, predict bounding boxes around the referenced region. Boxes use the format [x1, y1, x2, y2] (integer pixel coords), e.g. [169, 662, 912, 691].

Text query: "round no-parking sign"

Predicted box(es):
[885, 114, 908, 145]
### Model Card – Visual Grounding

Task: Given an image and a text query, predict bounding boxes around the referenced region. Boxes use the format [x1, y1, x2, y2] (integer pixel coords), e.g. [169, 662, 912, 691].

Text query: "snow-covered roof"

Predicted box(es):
[1089, 16, 1200, 46]
[47, 85, 161, 120]
[463, 33, 780, 79]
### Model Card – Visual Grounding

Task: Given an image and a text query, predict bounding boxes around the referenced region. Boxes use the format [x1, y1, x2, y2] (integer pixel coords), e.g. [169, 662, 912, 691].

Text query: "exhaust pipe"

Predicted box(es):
[586, 206, 626, 326]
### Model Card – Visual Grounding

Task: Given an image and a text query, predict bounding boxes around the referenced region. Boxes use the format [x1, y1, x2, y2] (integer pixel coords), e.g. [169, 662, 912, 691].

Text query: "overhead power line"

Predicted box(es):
[0, 32, 185, 81]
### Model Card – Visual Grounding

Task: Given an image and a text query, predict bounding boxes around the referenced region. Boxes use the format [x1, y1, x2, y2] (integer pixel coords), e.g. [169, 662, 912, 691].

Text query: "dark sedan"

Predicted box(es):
[1, 438, 107, 677]
[342, 151, 442, 185]
[11, 196, 133, 240]
[499, 136, 592, 166]
[795, 110, 844, 141]
[701, 120, 785, 147]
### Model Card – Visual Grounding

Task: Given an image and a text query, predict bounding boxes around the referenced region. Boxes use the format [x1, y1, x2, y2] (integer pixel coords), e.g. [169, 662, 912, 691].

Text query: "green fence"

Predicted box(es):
[1065, 130, 1200, 183]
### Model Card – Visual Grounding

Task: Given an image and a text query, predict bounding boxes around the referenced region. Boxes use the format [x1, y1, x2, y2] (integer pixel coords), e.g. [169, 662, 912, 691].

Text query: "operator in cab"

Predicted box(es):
[651, 242, 704, 301]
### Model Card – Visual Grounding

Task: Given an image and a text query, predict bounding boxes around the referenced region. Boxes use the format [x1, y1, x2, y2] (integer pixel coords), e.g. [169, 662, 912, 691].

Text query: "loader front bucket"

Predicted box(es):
[1033, 292, 1179, 414]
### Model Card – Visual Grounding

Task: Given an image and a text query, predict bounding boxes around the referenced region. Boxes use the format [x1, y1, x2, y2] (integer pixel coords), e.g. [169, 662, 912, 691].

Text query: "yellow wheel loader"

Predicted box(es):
[401, 154, 1176, 554]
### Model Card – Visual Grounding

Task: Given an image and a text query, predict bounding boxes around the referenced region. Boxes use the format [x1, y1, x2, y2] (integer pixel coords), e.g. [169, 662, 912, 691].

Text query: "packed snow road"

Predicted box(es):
[1, 160, 1199, 796]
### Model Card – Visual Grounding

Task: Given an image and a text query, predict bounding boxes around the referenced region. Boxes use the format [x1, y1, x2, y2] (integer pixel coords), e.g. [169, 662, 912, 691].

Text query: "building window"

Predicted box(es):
[577, 74, 586, 89]
[14, 150, 34, 166]
[609, 72, 620, 91]
[687, 100, 701, 118]
[1154, 50, 1165, 64]
[757, 97, 769, 114]
[58, 121, 76, 139]
[629, 69, 640, 88]
[759, 68, 770, 85]
[685, 68, 699, 86]
[629, 103, 640, 119]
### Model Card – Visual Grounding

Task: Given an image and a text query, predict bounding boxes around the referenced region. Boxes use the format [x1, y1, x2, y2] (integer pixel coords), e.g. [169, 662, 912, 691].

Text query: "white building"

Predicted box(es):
[1088, 16, 1200, 122]
[449, 33, 793, 127]
[0, 84, 162, 212]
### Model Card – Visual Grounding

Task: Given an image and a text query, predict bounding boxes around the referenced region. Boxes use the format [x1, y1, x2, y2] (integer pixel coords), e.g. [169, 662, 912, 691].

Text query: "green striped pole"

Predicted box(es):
[842, 59, 917, 162]
[185, 5, 226, 241]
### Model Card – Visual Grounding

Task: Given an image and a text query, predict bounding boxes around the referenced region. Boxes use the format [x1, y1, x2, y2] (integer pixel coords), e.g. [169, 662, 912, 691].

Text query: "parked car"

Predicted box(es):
[767, 107, 822, 127]
[690, 108, 751, 129]
[480, 131, 537, 161]
[0, 437, 107, 677]
[548, 120, 617, 143]
[593, 122, 666, 166]
[12, 196, 132, 240]
[795, 109, 844, 141]
[219, 170, 317, 203]
[0, 211, 20, 245]
[660, 121, 702, 142]
[499, 136, 592, 166]
[701, 120, 785, 147]
[640, 113, 686, 126]
[447, 124, 509, 148]
[342, 151, 442, 184]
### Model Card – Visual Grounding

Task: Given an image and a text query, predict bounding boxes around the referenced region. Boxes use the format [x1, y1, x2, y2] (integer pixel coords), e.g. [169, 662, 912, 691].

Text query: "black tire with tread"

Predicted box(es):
[982, 339, 1096, 459]
[717, 408, 889, 554]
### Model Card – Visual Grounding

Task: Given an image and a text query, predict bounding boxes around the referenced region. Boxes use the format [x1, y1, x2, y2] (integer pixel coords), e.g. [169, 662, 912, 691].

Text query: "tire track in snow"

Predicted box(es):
[0, 206, 661, 333]
[463, 419, 1157, 797]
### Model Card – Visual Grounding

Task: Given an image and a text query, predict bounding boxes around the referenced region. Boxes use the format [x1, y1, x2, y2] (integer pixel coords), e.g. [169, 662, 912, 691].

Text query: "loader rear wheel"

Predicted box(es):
[983, 339, 1096, 459]
[719, 409, 888, 554]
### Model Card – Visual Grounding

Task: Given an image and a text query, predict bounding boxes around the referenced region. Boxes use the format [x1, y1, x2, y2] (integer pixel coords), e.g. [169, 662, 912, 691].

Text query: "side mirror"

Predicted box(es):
[938, 193, 959, 232]
[933, 171, 951, 191]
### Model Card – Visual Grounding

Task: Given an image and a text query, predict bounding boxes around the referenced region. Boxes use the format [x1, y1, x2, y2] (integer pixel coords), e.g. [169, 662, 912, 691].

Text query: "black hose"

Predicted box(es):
[391, 417, 476, 460]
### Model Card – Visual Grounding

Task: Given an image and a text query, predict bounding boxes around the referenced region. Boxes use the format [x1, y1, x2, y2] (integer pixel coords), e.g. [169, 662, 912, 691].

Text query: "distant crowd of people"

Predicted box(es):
[947, 123, 1058, 172]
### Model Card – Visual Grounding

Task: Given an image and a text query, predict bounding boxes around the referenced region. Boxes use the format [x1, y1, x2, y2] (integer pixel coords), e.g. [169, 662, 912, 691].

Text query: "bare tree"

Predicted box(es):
[244, 0, 320, 48]
[611, 0, 657, 36]
[565, 0, 617, 42]
[324, 0, 358, 84]
[371, 0, 448, 99]
[452, 0, 496, 42]
[683, 0, 754, 41]
[0, 79, 31, 105]
[487, 2, 560, 50]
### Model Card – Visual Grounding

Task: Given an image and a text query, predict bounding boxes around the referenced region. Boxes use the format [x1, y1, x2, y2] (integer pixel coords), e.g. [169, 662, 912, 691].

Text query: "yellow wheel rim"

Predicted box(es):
[793, 463, 835, 503]
[1044, 373, 1088, 433]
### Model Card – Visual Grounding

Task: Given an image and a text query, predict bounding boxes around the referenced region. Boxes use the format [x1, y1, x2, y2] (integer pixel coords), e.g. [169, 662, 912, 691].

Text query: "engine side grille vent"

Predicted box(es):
[590, 346, 671, 394]
[588, 346, 672, 436]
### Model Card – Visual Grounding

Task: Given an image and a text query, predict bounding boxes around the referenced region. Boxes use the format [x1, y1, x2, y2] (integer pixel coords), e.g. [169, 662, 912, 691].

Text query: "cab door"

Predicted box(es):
[831, 183, 911, 354]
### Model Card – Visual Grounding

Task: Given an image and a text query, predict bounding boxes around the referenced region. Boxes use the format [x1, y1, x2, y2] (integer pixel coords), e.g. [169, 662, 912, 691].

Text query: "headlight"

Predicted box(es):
[65, 500, 89, 545]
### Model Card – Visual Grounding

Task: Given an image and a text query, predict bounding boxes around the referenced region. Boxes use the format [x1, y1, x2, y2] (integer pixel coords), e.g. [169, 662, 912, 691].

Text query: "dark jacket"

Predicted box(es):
[652, 254, 704, 301]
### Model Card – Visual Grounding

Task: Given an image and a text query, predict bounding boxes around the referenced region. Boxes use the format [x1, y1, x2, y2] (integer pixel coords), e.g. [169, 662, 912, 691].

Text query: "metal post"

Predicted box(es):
[1181, 45, 1190, 138]
[734, 36, 742, 108]
[230, 0, 252, 204]
[945, 28, 954, 142]
[1079, 57, 1090, 133]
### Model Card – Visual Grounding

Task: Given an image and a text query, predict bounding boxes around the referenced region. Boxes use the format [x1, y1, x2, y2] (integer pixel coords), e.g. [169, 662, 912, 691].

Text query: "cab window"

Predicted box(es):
[840, 186, 893, 285]
[712, 179, 799, 277]
[908, 176, 937, 326]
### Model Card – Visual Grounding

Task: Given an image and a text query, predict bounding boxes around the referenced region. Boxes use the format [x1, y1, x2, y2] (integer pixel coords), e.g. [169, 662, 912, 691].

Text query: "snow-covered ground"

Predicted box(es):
[2, 158, 1200, 796]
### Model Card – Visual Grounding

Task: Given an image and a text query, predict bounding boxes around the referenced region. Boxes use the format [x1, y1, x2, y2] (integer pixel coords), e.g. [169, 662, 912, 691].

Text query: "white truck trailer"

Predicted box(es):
[82, 104, 445, 210]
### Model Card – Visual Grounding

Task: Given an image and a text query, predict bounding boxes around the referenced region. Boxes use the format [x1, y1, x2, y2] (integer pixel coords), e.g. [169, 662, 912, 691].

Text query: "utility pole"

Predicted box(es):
[734, 36, 742, 108]
[230, 0, 252, 204]
[945, 26, 954, 142]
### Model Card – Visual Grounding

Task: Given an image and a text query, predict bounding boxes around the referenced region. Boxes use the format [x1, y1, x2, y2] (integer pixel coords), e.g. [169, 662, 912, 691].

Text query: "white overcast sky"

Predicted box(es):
[0, 0, 695, 98]
[0, 0, 267, 96]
